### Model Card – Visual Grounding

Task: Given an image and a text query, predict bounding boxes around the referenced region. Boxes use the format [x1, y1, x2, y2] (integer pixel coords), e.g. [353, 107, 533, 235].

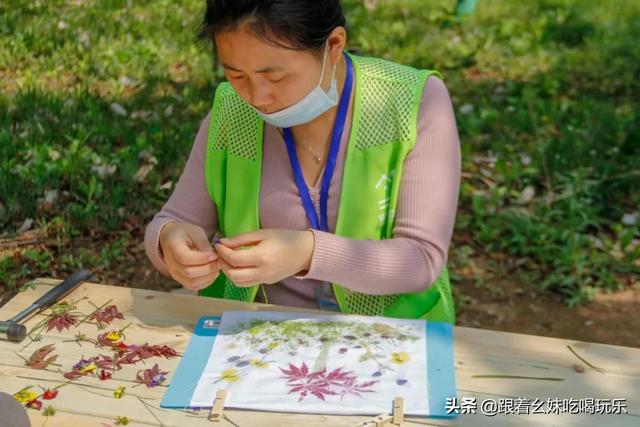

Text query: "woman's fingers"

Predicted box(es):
[159, 223, 220, 290]
[161, 224, 216, 266]
[220, 230, 265, 249]
[218, 256, 261, 286]
[181, 260, 220, 279]
[215, 243, 261, 268]
[174, 268, 219, 291]
[172, 242, 216, 266]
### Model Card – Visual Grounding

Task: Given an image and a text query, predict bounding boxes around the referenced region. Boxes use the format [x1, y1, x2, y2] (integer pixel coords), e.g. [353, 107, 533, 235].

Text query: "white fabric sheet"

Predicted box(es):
[190, 311, 430, 416]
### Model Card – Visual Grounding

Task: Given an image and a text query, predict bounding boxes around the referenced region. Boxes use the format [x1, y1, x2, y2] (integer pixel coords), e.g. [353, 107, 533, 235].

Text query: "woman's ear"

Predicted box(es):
[326, 26, 347, 66]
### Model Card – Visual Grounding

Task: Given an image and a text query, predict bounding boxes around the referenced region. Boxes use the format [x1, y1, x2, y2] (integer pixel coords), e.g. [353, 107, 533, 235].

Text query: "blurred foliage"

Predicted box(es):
[0, 0, 638, 305]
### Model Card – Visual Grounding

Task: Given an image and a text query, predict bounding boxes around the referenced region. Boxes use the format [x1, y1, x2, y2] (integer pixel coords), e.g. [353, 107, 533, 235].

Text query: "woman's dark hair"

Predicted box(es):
[197, 0, 346, 51]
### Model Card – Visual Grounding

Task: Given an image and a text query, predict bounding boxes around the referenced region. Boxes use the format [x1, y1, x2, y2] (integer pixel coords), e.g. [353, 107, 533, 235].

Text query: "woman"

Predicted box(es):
[144, 0, 461, 323]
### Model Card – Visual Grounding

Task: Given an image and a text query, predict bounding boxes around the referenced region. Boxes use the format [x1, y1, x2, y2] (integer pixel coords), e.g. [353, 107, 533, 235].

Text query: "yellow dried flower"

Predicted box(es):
[391, 352, 410, 364]
[13, 388, 37, 403]
[220, 369, 240, 382]
[113, 386, 126, 399]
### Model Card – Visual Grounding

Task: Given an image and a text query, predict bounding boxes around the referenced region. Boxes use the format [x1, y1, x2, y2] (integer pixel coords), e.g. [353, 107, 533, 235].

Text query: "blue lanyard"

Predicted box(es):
[283, 53, 354, 232]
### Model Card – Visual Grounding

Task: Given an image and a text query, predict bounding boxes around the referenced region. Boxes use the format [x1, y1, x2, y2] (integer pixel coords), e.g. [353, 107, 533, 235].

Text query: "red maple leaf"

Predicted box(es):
[279, 362, 310, 383]
[117, 344, 180, 366]
[143, 344, 180, 359]
[135, 364, 168, 388]
[279, 362, 378, 402]
[63, 371, 82, 380]
[94, 354, 121, 370]
[25, 344, 58, 370]
[91, 305, 124, 326]
[46, 313, 77, 332]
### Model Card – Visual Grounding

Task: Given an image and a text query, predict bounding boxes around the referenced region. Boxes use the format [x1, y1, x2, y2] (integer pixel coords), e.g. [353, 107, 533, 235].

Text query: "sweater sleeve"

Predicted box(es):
[143, 111, 218, 276]
[296, 76, 461, 294]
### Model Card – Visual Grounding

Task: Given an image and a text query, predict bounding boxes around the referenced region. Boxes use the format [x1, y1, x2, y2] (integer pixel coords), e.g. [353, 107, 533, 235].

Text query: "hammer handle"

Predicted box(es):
[10, 270, 92, 324]
[31, 269, 93, 309]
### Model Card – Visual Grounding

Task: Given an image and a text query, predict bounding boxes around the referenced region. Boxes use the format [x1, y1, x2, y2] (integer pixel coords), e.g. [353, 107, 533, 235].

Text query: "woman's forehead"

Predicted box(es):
[215, 25, 316, 72]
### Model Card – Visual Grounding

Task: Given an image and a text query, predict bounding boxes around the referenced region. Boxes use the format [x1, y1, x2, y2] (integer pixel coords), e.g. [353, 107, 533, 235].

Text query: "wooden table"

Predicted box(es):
[0, 278, 638, 426]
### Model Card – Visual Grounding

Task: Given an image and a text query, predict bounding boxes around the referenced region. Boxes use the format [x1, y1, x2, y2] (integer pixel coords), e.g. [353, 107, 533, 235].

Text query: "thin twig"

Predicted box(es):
[137, 396, 166, 427]
[78, 385, 113, 399]
[471, 374, 564, 381]
[75, 298, 113, 329]
[223, 414, 242, 427]
[567, 345, 605, 373]
[0, 238, 43, 248]
[13, 351, 28, 363]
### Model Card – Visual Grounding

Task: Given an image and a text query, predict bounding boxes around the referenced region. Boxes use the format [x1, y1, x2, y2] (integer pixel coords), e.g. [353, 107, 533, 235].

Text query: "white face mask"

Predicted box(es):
[253, 41, 338, 128]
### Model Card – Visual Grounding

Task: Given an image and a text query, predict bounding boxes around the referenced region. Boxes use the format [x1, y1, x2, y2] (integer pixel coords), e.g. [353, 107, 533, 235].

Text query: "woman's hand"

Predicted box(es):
[215, 229, 315, 287]
[159, 222, 220, 290]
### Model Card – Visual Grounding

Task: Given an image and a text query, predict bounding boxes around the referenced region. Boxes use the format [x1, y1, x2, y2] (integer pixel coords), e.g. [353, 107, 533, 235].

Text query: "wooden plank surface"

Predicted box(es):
[0, 278, 638, 426]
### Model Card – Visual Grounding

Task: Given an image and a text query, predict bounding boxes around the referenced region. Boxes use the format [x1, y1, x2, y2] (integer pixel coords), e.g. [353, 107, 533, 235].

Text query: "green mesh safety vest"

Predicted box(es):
[200, 53, 455, 324]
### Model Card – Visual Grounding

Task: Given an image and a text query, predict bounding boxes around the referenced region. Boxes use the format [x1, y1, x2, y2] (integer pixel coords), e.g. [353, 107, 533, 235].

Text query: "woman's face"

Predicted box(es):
[215, 24, 341, 114]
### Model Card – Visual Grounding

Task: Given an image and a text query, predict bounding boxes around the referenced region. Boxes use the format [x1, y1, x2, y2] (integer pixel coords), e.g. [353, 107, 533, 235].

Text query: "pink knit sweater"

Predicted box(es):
[144, 75, 461, 309]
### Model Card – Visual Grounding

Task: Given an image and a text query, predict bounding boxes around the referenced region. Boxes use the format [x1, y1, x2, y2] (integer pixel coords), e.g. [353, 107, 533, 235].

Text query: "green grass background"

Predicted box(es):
[1, 0, 638, 306]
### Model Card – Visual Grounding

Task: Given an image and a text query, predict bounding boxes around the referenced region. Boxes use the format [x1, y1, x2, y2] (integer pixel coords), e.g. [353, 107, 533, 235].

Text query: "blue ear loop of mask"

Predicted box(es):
[252, 40, 339, 128]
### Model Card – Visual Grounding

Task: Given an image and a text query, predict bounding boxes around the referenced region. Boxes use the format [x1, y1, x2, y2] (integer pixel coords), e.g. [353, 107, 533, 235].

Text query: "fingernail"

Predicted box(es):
[220, 238, 230, 244]
[208, 253, 217, 261]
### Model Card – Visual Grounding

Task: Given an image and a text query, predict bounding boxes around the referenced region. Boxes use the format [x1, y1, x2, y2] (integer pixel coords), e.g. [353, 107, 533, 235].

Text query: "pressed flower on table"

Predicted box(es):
[135, 364, 168, 388]
[64, 356, 111, 379]
[13, 387, 38, 404]
[97, 330, 125, 348]
[96, 322, 133, 349]
[14, 385, 61, 409]
[115, 416, 129, 425]
[26, 398, 43, 410]
[47, 312, 78, 332]
[91, 304, 124, 328]
[116, 343, 180, 365]
[23, 299, 85, 344]
[43, 405, 56, 416]
[49, 300, 85, 333]
[46, 301, 82, 332]
[113, 386, 126, 399]
[42, 389, 59, 400]
[25, 344, 58, 369]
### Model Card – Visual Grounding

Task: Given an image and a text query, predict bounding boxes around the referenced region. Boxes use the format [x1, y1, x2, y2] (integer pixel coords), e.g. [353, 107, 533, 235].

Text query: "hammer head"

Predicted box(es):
[0, 321, 27, 342]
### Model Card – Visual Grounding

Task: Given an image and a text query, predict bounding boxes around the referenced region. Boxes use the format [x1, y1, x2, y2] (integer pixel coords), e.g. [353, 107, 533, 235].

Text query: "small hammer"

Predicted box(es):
[0, 269, 92, 342]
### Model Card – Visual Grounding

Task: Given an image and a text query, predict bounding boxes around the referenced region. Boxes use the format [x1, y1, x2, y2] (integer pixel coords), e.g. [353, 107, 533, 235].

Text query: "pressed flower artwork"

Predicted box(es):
[189, 311, 430, 416]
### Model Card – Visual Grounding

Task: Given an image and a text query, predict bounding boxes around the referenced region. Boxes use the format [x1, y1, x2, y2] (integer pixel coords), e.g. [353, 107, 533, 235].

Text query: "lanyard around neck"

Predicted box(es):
[283, 53, 354, 232]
